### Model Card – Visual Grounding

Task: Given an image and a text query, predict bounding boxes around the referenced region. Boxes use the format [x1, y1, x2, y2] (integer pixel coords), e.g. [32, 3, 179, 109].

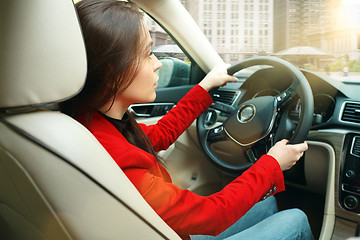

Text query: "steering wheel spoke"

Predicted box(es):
[245, 147, 258, 163]
[265, 133, 275, 151]
[207, 125, 227, 143]
[211, 102, 235, 114]
[275, 83, 298, 111]
[246, 133, 274, 163]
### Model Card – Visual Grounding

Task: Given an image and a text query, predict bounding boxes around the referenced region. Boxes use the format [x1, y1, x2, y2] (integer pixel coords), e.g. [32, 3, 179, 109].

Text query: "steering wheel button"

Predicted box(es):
[214, 126, 223, 134]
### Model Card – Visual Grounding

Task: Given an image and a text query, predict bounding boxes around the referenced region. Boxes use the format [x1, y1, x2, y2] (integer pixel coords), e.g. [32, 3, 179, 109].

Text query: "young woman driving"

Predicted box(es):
[62, 0, 313, 239]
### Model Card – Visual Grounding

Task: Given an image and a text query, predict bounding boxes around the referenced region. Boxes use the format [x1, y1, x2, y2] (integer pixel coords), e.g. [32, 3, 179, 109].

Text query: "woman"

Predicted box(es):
[62, 0, 313, 239]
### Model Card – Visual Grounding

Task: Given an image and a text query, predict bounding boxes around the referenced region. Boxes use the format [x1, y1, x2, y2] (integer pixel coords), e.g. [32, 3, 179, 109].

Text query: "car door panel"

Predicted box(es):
[130, 103, 175, 118]
[154, 85, 194, 103]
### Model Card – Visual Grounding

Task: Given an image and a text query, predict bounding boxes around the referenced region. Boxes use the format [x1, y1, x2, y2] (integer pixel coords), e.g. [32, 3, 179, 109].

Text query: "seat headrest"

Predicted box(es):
[0, 0, 87, 110]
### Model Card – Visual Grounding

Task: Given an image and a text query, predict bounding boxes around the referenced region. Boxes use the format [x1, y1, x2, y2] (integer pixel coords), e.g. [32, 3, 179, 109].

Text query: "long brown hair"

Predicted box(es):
[62, 0, 145, 119]
[62, 0, 162, 163]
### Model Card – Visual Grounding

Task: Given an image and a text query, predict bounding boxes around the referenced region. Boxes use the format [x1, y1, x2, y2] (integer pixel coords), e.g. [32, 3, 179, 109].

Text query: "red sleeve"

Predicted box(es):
[86, 93, 285, 239]
[122, 151, 285, 237]
[140, 84, 213, 151]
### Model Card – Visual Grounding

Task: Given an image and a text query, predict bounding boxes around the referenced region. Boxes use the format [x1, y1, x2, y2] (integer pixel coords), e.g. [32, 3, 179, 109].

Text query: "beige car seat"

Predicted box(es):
[0, 0, 180, 239]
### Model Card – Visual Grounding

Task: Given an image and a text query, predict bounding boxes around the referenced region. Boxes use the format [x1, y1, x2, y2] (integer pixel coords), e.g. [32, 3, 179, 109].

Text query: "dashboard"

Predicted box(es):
[212, 67, 360, 131]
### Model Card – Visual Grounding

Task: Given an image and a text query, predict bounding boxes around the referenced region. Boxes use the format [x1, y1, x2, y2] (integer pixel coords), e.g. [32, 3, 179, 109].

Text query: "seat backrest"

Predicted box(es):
[0, 0, 180, 239]
[157, 57, 190, 87]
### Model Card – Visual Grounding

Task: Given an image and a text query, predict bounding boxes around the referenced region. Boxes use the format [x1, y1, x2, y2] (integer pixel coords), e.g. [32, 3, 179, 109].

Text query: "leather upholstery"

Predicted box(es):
[0, 0, 180, 239]
[0, 0, 86, 109]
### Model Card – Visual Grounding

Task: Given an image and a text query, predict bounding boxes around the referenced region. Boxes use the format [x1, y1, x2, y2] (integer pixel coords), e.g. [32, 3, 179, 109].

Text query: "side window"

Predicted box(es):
[145, 16, 191, 88]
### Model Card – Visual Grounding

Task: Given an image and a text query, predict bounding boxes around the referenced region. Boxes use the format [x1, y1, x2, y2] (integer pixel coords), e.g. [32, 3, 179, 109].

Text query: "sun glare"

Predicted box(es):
[342, 0, 360, 27]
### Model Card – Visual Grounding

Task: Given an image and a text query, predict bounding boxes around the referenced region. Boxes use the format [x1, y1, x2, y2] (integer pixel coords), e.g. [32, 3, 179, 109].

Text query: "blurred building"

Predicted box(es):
[308, 0, 360, 61]
[147, 0, 360, 63]
[274, 0, 332, 52]
[147, 0, 274, 64]
[193, 0, 274, 64]
[274, 0, 360, 61]
[145, 17, 173, 47]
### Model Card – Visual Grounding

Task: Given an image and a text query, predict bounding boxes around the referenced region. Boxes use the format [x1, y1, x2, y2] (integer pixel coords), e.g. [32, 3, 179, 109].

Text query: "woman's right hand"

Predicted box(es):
[198, 64, 238, 92]
[267, 139, 308, 171]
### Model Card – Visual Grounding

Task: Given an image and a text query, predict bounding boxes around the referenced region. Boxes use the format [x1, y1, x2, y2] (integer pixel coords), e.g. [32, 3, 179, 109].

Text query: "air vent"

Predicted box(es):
[212, 90, 240, 105]
[351, 137, 360, 157]
[341, 102, 360, 124]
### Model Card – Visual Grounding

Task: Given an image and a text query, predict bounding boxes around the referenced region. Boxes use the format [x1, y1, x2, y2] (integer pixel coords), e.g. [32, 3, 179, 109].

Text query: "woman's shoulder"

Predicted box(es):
[88, 119, 157, 168]
[81, 112, 160, 171]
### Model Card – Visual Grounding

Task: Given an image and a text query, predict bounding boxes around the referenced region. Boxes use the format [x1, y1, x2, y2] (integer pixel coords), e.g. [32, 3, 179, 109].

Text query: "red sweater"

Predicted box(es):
[83, 85, 285, 239]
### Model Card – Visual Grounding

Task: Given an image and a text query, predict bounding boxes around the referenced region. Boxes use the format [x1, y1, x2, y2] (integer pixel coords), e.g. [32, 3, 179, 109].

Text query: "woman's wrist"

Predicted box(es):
[198, 80, 213, 92]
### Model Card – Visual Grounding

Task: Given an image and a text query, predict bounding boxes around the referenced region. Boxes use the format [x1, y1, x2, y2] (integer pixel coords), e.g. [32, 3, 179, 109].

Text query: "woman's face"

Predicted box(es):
[117, 26, 162, 107]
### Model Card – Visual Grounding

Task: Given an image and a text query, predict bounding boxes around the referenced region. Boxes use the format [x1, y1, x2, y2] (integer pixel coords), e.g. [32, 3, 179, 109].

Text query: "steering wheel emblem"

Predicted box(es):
[238, 104, 256, 123]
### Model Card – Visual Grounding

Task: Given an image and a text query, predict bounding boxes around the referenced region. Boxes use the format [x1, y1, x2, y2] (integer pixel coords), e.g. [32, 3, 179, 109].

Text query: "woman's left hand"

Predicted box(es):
[198, 64, 238, 92]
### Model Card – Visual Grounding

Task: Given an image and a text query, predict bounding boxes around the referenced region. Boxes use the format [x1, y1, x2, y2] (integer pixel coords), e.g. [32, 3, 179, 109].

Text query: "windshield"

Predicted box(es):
[147, 0, 360, 83]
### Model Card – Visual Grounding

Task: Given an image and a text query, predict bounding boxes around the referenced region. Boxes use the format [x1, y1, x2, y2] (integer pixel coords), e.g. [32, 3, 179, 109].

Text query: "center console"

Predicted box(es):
[340, 133, 360, 212]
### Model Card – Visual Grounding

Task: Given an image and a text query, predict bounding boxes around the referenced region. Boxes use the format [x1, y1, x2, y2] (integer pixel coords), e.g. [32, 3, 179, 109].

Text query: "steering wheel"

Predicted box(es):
[197, 56, 314, 176]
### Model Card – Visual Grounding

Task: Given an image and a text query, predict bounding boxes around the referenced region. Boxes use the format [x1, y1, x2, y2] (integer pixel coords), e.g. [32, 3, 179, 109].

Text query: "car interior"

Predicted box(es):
[1, 0, 360, 239]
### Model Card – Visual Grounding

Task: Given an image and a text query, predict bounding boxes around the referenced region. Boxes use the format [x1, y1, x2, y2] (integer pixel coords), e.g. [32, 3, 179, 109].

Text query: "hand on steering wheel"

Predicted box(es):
[197, 56, 314, 176]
